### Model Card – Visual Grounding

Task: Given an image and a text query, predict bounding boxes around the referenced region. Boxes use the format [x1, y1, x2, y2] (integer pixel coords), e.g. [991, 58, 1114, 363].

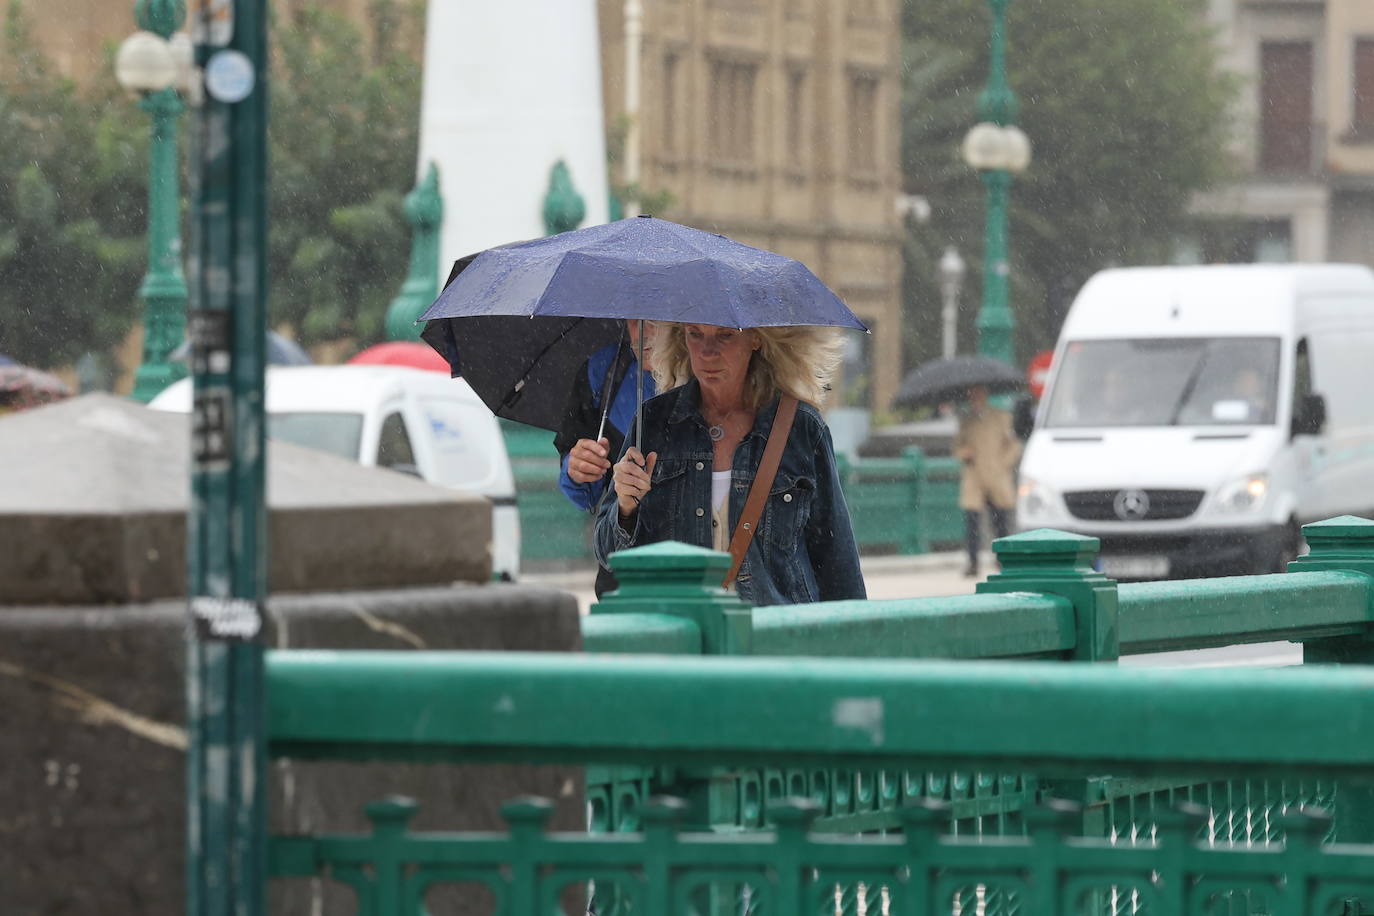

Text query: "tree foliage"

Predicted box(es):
[900, 0, 1238, 371]
[269, 0, 424, 345]
[0, 1, 425, 367]
[0, 1, 147, 368]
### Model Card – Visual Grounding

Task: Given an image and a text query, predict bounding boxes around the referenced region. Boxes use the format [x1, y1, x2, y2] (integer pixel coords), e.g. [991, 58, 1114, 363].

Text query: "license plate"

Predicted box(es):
[1098, 555, 1170, 579]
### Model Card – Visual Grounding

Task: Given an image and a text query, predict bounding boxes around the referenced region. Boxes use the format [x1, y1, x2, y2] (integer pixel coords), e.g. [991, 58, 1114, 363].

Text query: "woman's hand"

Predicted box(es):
[613, 447, 658, 518]
[567, 437, 612, 484]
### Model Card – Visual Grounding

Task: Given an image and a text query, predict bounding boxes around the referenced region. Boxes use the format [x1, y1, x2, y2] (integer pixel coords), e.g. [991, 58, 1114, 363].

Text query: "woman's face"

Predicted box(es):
[684, 324, 758, 399]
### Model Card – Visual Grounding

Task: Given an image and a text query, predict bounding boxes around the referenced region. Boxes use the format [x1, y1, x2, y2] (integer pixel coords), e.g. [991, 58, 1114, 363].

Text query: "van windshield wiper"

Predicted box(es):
[1167, 348, 1209, 426]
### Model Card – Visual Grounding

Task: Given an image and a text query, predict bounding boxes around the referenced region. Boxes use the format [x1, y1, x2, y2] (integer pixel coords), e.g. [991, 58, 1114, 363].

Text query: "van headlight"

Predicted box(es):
[1213, 473, 1268, 514]
[1018, 477, 1054, 521]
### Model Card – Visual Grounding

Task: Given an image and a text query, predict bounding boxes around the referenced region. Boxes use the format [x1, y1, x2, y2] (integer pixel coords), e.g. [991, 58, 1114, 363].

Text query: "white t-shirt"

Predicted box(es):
[711, 470, 731, 511]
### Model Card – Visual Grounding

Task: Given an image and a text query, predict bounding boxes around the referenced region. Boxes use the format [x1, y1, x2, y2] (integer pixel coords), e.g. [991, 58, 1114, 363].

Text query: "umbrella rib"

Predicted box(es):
[498, 317, 589, 410]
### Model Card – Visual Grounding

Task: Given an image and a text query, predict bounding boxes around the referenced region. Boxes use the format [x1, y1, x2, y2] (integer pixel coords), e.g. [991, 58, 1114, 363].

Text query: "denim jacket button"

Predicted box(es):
[696, 507, 705, 517]
[696, 461, 705, 470]
[783, 493, 793, 503]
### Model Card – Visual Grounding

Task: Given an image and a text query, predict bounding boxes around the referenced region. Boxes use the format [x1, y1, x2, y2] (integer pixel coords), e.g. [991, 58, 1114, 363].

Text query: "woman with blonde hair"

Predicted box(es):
[595, 322, 865, 606]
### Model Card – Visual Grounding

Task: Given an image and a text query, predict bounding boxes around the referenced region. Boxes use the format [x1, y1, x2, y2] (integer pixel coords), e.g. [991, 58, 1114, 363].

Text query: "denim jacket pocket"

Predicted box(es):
[639, 458, 689, 540]
[765, 473, 815, 551]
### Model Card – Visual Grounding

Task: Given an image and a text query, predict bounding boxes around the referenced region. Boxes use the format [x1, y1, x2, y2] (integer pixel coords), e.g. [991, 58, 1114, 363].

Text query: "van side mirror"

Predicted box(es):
[1292, 392, 1326, 437]
[1012, 396, 1036, 440]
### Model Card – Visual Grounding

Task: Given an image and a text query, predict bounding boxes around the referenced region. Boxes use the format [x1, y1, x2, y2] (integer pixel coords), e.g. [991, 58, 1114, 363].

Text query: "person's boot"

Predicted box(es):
[963, 559, 979, 577]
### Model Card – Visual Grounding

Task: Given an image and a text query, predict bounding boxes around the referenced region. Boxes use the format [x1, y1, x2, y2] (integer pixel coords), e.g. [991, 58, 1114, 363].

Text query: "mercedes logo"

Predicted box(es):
[1113, 489, 1151, 521]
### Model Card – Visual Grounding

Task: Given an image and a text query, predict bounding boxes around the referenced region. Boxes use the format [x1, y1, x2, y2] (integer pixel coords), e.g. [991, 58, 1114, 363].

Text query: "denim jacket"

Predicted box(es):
[594, 380, 866, 606]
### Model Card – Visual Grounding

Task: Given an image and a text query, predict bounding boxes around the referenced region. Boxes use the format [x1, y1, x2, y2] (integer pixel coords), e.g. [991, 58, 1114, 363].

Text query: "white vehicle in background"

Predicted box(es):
[151, 365, 520, 580]
[1018, 263, 1374, 579]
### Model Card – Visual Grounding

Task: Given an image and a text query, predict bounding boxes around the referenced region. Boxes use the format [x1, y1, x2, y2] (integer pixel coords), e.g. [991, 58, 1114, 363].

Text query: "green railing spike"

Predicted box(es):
[384, 162, 442, 342]
[501, 796, 555, 830]
[364, 796, 419, 836]
[542, 159, 585, 236]
[643, 795, 690, 825]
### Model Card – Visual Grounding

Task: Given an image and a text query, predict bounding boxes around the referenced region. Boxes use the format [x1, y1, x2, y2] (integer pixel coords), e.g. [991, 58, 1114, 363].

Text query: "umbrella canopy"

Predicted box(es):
[170, 331, 313, 367]
[892, 355, 1026, 410]
[348, 341, 449, 373]
[419, 215, 866, 331]
[421, 253, 626, 431]
[0, 364, 71, 412]
[420, 216, 865, 437]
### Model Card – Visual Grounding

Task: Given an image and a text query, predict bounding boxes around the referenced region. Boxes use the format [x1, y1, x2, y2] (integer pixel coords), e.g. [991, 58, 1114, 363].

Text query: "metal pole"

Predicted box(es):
[976, 170, 1014, 366]
[185, 0, 269, 912]
[129, 7, 189, 403]
[974, 0, 1018, 368]
[622, 0, 643, 218]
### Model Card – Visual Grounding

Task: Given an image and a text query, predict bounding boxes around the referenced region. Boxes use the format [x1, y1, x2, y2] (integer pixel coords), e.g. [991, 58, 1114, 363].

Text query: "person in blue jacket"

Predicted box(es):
[553, 320, 657, 595]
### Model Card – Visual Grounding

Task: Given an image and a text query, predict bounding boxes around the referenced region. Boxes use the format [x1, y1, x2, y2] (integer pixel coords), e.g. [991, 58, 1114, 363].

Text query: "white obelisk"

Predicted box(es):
[416, 0, 610, 274]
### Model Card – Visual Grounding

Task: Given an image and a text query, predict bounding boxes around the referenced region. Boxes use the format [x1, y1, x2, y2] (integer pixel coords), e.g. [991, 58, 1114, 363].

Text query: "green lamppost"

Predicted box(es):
[116, 0, 192, 402]
[961, 0, 1031, 368]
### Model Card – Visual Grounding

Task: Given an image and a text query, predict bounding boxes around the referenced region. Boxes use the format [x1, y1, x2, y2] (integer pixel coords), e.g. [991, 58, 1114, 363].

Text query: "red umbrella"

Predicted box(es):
[347, 342, 450, 373]
[0, 364, 71, 413]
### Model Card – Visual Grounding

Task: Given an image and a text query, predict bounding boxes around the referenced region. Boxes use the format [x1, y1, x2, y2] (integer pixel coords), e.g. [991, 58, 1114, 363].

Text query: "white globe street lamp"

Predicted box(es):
[115, 30, 178, 94]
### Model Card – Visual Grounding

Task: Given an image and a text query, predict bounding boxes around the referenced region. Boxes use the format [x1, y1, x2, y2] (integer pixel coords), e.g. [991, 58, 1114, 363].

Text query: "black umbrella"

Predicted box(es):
[892, 355, 1025, 410]
[420, 253, 628, 432]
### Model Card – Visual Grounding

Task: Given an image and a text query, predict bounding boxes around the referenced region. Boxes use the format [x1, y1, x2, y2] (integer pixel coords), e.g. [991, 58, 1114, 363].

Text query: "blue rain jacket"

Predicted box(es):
[557, 344, 656, 511]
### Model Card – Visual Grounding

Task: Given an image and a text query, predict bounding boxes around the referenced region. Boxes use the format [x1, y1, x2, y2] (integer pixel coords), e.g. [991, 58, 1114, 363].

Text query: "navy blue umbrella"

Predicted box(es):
[420, 216, 866, 449]
[420, 215, 866, 331]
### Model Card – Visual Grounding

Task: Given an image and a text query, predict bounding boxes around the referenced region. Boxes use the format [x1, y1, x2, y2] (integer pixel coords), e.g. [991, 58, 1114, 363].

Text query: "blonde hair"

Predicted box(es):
[649, 323, 845, 410]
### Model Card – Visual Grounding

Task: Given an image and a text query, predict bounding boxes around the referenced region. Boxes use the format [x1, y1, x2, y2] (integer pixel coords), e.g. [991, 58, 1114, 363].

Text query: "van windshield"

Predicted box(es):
[267, 412, 364, 460]
[1045, 337, 1281, 428]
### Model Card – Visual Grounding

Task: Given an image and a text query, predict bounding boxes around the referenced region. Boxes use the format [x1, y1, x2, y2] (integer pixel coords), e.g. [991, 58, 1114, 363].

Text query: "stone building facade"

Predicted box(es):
[1189, 0, 1374, 267]
[597, 0, 904, 412]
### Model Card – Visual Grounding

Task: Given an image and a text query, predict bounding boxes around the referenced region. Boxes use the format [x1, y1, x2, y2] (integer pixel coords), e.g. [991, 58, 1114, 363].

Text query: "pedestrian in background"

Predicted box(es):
[954, 384, 1021, 577]
[553, 319, 657, 596]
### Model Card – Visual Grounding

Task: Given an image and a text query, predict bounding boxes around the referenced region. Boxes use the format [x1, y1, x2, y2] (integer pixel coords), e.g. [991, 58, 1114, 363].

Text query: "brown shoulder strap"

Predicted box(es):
[724, 395, 799, 589]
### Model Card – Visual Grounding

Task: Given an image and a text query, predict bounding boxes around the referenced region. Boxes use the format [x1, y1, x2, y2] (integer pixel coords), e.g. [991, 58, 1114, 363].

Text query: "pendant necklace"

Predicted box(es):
[707, 410, 737, 442]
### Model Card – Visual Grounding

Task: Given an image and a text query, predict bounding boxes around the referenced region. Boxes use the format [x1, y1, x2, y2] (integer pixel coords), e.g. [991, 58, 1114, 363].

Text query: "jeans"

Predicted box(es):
[965, 504, 1010, 567]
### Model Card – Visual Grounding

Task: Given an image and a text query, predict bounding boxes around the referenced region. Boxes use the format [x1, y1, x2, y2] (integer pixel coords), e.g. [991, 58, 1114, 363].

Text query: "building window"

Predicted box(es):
[662, 52, 680, 155]
[1259, 41, 1314, 173]
[1354, 38, 1374, 134]
[786, 69, 807, 171]
[708, 59, 758, 165]
[848, 73, 880, 175]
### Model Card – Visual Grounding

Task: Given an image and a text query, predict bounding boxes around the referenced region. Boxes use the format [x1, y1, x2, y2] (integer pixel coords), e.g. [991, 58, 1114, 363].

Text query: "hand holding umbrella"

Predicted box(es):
[612, 446, 657, 518]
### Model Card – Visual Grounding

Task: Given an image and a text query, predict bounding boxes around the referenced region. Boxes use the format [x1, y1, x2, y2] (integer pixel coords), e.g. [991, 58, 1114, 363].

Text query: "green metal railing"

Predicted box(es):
[573, 516, 1374, 912]
[264, 652, 1374, 914]
[250, 516, 1374, 913]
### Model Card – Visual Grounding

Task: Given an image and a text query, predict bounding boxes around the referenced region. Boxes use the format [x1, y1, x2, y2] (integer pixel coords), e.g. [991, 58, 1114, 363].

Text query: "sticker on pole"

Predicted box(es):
[191, 596, 263, 641]
[204, 50, 255, 104]
[192, 387, 231, 468]
[189, 0, 234, 47]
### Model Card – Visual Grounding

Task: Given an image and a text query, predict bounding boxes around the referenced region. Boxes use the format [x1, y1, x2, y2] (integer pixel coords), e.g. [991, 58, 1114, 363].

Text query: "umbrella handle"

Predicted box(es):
[635, 320, 644, 454]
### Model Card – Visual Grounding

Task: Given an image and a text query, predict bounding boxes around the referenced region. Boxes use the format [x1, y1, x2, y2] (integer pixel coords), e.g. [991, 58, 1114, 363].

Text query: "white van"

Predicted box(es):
[151, 365, 520, 580]
[1017, 263, 1374, 579]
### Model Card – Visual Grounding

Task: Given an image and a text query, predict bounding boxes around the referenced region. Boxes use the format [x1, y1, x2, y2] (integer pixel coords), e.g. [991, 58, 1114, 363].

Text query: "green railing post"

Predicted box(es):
[588, 542, 754, 853]
[905, 446, 932, 555]
[592, 542, 752, 656]
[1290, 516, 1374, 664]
[978, 529, 1119, 661]
[1288, 516, 1374, 844]
[186, 2, 270, 914]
